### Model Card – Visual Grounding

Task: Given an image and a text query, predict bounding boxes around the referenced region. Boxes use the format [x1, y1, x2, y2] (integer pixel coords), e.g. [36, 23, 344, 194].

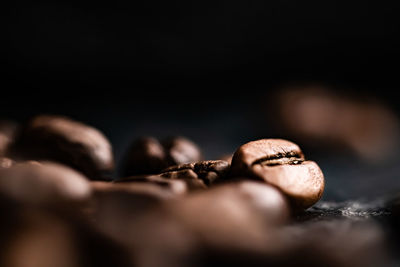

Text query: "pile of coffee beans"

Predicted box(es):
[0, 115, 396, 267]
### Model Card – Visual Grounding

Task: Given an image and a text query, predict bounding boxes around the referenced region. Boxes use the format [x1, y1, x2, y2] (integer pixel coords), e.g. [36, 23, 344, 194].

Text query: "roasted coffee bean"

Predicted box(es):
[0, 161, 92, 206]
[121, 136, 202, 177]
[160, 164, 207, 191]
[193, 160, 230, 184]
[160, 160, 230, 186]
[0, 201, 132, 267]
[171, 180, 290, 232]
[162, 136, 203, 166]
[89, 180, 183, 217]
[0, 119, 18, 156]
[87, 180, 186, 244]
[91, 181, 182, 201]
[1, 209, 81, 267]
[120, 137, 168, 176]
[161, 163, 197, 179]
[111, 181, 289, 267]
[9, 115, 114, 180]
[115, 175, 187, 196]
[0, 157, 14, 169]
[127, 181, 289, 264]
[230, 139, 324, 210]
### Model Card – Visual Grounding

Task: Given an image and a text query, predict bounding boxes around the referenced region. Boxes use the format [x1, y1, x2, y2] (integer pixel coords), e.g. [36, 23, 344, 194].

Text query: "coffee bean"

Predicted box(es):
[8, 115, 114, 180]
[87, 180, 187, 244]
[91, 177, 187, 216]
[91, 181, 181, 201]
[0, 157, 14, 169]
[230, 139, 324, 210]
[113, 175, 188, 196]
[120, 136, 202, 176]
[114, 181, 289, 267]
[0, 114, 391, 267]
[1, 209, 81, 267]
[161, 136, 203, 166]
[120, 137, 168, 176]
[0, 201, 132, 267]
[139, 181, 289, 253]
[89, 179, 184, 218]
[0, 119, 18, 157]
[160, 163, 207, 191]
[0, 161, 92, 206]
[161, 163, 198, 179]
[160, 160, 230, 186]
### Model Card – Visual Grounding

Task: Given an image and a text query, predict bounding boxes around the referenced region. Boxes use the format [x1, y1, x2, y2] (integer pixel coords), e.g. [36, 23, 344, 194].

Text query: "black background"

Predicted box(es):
[2, 1, 400, 200]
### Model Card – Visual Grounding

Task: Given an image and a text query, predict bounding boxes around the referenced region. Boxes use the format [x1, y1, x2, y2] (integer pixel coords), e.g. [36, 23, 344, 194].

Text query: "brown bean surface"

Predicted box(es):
[8, 115, 114, 180]
[230, 139, 324, 210]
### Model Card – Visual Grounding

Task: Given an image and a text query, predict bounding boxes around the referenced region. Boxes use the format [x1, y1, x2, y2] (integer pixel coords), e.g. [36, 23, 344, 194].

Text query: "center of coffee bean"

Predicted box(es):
[252, 152, 304, 167]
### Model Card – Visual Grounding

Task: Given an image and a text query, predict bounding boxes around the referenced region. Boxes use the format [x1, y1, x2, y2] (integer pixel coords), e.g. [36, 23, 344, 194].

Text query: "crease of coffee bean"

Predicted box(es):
[252, 151, 304, 167]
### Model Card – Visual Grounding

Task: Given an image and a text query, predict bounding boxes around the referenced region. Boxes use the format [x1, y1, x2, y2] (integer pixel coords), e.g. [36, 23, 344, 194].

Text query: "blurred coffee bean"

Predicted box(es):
[166, 181, 291, 229]
[121, 136, 202, 176]
[0, 119, 18, 157]
[161, 136, 202, 166]
[230, 139, 324, 210]
[0, 209, 81, 267]
[160, 160, 230, 187]
[115, 181, 289, 267]
[114, 175, 187, 196]
[160, 163, 197, 178]
[89, 179, 186, 218]
[9, 115, 114, 180]
[87, 180, 186, 250]
[0, 157, 14, 169]
[158, 164, 208, 191]
[91, 180, 184, 201]
[0, 161, 92, 206]
[160, 165, 207, 192]
[0, 201, 132, 267]
[87, 181, 173, 224]
[267, 85, 400, 162]
[194, 160, 230, 184]
[120, 137, 168, 176]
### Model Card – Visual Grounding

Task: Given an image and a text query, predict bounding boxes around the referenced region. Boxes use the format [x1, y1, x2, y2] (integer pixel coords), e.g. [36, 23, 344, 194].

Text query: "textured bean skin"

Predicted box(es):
[9, 115, 114, 180]
[230, 139, 324, 210]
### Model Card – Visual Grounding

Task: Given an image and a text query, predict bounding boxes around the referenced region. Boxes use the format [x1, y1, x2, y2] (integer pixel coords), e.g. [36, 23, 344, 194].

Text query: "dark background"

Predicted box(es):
[2, 1, 400, 201]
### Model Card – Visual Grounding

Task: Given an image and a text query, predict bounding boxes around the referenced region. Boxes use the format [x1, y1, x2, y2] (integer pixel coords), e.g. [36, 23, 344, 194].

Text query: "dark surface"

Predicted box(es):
[297, 197, 400, 265]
